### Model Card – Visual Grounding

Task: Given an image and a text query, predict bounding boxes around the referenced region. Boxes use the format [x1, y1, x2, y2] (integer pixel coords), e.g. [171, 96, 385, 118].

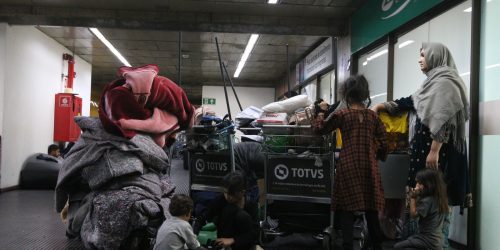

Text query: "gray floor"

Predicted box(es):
[170, 159, 190, 195]
[0, 158, 455, 250]
[0, 190, 85, 250]
[0, 159, 188, 250]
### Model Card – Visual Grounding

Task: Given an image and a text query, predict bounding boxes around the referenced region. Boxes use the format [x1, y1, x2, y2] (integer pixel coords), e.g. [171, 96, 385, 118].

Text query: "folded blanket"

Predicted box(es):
[99, 64, 195, 147]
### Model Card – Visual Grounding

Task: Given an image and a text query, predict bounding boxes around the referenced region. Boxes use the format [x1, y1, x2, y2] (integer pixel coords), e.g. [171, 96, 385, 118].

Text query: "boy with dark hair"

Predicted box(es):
[48, 144, 60, 157]
[154, 194, 204, 250]
[207, 172, 259, 250]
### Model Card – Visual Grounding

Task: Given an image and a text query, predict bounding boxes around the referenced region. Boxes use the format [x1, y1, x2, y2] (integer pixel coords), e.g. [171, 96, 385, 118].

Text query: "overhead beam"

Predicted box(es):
[0, 5, 347, 36]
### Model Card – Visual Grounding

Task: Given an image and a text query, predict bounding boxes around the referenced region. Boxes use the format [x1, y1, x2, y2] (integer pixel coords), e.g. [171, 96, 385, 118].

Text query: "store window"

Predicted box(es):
[302, 79, 317, 102]
[393, 1, 472, 245]
[319, 71, 335, 103]
[357, 44, 389, 106]
[394, 1, 472, 99]
[393, 23, 428, 98]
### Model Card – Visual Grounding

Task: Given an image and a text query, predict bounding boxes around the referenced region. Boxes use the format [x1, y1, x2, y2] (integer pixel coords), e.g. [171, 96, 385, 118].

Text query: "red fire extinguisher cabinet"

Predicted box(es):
[54, 93, 82, 142]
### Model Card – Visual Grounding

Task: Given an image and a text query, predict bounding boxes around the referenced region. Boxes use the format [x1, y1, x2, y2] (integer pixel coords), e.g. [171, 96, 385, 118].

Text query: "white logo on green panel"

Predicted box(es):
[381, 0, 411, 20]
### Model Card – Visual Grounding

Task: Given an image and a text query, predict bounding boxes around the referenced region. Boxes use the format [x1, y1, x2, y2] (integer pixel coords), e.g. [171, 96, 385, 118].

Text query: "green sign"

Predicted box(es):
[202, 98, 216, 105]
[351, 0, 445, 53]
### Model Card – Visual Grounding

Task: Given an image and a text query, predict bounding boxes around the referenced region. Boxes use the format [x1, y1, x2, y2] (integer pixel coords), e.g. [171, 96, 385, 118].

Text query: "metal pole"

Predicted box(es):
[468, 0, 481, 248]
[215, 37, 232, 120]
[286, 44, 291, 97]
[223, 62, 243, 112]
[178, 31, 182, 86]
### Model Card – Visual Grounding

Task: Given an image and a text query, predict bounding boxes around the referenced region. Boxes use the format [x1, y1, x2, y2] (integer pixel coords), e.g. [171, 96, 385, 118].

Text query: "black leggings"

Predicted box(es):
[338, 210, 382, 250]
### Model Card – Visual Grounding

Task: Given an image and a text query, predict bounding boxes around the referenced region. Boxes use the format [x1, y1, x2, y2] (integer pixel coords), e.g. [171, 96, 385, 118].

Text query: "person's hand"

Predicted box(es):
[60, 201, 69, 223]
[371, 104, 382, 114]
[215, 238, 234, 247]
[426, 149, 439, 170]
[409, 187, 421, 199]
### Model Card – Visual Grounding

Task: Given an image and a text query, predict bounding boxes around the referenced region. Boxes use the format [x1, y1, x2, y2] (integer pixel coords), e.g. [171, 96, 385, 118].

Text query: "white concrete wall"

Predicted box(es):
[202, 86, 275, 119]
[0, 25, 91, 188]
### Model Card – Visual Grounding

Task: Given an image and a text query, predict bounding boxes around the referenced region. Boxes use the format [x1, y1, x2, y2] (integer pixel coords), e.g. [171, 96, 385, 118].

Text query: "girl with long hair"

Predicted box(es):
[394, 169, 449, 249]
[315, 74, 387, 250]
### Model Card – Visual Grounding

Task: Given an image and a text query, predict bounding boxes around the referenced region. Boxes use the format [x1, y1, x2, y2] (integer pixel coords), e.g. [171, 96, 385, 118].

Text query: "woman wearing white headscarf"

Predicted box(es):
[372, 42, 471, 249]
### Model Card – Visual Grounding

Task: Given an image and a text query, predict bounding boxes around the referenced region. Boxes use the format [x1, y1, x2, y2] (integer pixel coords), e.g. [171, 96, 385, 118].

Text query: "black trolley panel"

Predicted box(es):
[266, 154, 332, 203]
[187, 125, 235, 193]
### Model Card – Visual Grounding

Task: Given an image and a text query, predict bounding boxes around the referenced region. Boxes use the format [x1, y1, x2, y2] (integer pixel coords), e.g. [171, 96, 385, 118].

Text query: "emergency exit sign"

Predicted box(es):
[203, 98, 216, 105]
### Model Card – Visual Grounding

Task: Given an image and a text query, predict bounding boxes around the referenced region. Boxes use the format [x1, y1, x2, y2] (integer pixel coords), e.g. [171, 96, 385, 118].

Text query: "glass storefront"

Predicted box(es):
[357, 44, 389, 106]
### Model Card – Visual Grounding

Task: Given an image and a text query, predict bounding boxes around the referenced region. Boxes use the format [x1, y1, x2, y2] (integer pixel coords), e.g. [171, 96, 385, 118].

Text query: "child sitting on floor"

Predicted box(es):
[154, 194, 205, 250]
[394, 169, 449, 250]
[206, 172, 259, 250]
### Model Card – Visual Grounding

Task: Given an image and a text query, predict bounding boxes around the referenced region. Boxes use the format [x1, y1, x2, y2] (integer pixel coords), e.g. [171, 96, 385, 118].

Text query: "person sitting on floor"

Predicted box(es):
[394, 169, 449, 250]
[205, 172, 259, 250]
[154, 194, 205, 250]
[48, 144, 61, 158]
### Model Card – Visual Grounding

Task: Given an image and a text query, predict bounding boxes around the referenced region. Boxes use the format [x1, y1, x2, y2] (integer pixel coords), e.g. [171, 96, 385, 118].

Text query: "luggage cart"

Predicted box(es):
[187, 125, 236, 193]
[260, 124, 335, 246]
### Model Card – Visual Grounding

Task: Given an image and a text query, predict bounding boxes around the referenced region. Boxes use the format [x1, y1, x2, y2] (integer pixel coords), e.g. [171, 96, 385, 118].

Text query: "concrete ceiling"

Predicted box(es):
[0, 0, 365, 104]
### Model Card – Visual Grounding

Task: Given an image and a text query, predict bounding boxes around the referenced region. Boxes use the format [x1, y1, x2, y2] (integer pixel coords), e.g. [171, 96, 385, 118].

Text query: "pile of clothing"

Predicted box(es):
[55, 65, 194, 249]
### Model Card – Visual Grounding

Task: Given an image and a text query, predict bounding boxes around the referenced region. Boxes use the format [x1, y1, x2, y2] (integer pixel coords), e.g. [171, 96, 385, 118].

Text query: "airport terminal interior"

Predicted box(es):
[0, 0, 499, 249]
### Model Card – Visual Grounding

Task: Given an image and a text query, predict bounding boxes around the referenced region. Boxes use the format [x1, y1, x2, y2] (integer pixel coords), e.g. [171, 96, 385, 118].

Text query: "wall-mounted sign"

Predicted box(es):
[202, 98, 216, 105]
[303, 37, 333, 81]
[351, 0, 444, 53]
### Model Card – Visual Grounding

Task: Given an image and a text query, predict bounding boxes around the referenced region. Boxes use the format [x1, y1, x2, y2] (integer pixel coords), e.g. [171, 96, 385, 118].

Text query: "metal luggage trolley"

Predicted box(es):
[261, 124, 335, 243]
[186, 125, 236, 193]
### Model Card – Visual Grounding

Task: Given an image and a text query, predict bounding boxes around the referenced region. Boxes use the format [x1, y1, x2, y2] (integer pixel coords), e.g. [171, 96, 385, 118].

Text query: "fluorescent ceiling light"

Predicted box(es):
[234, 34, 259, 78]
[486, 63, 500, 69]
[89, 27, 131, 67]
[362, 61, 368, 66]
[370, 93, 387, 99]
[37, 25, 63, 28]
[367, 49, 388, 61]
[267, 0, 279, 4]
[398, 40, 414, 49]
[463, 7, 472, 12]
[459, 72, 470, 77]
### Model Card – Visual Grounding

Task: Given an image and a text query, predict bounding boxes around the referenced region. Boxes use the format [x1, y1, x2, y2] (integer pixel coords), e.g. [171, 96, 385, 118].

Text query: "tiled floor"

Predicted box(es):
[0, 190, 85, 250]
[0, 159, 458, 249]
[0, 159, 187, 250]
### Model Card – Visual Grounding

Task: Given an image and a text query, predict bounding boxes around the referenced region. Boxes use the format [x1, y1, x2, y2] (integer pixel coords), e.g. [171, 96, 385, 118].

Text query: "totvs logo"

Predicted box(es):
[194, 159, 228, 173]
[273, 164, 324, 180]
[274, 164, 289, 180]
